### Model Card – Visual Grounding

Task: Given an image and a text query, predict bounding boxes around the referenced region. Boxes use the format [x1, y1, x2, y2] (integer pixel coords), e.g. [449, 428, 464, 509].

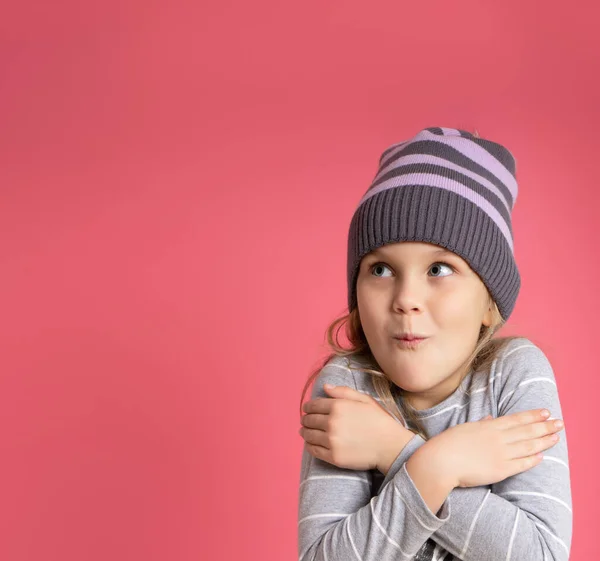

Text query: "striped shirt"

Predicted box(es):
[297, 337, 572, 560]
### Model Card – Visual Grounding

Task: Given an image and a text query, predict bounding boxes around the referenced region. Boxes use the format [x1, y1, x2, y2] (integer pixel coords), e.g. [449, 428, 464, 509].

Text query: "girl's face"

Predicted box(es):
[356, 241, 493, 410]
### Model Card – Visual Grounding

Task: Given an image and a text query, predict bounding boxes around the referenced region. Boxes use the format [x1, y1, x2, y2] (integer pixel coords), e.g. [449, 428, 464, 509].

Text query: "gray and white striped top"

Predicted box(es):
[297, 337, 572, 561]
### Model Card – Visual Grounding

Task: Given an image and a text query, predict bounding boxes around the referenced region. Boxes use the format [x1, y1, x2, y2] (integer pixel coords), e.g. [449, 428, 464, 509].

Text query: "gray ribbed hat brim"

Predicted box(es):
[347, 185, 520, 321]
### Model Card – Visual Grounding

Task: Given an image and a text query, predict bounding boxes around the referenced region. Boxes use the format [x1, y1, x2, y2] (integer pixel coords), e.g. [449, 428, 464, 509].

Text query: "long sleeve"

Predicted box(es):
[297, 360, 452, 561]
[377, 339, 573, 560]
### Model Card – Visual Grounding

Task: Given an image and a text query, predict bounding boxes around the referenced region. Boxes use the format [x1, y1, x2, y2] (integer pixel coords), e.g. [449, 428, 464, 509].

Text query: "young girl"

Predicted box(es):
[297, 127, 572, 561]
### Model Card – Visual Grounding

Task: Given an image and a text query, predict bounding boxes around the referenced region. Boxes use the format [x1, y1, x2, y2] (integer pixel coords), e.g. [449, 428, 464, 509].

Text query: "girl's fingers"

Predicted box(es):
[301, 413, 329, 431]
[324, 384, 372, 403]
[504, 418, 564, 444]
[302, 398, 333, 414]
[301, 427, 330, 449]
[305, 443, 332, 463]
[494, 408, 550, 429]
[505, 452, 545, 478]
[508, 433, 559, 459]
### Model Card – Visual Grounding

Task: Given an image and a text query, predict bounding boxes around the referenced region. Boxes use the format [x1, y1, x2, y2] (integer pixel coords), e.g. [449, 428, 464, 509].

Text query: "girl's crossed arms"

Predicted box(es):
[297, 345, 571, 561]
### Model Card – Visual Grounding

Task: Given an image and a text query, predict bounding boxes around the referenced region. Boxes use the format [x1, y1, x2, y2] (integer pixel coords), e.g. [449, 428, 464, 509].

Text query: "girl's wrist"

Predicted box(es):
[405, 444, 456, 516]
[411, 435, 459, 489]
[376, 423, 416, 475]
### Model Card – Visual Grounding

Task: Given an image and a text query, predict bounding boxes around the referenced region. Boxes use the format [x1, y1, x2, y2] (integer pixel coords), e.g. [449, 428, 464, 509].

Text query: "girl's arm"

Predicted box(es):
[377, 339, 573, 561]
[298, 362, 454, 561]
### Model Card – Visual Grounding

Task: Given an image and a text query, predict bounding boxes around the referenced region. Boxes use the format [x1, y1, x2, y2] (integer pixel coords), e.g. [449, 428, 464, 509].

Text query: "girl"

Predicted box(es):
[297, 127, 572, 561]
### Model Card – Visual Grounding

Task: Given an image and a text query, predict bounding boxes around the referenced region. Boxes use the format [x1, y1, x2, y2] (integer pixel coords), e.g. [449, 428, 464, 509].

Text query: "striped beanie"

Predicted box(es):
[347, 126, 520, 322]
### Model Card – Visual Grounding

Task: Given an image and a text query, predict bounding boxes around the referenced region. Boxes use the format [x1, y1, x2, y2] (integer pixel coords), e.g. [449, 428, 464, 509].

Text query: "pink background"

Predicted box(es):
[1, 1, 598, 559]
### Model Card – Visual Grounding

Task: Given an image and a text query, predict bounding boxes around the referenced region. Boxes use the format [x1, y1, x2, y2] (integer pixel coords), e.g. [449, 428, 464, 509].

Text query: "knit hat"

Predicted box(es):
[347, 126, 520, 322]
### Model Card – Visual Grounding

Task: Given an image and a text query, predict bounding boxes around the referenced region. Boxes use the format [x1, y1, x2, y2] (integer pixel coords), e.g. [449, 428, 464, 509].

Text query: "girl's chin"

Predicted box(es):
[394, 380, 436, 394]
[385, 364, 441, 391]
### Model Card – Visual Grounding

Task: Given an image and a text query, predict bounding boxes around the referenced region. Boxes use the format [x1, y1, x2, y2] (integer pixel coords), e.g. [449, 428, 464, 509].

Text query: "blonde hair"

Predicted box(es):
[299, 292, 521, 441]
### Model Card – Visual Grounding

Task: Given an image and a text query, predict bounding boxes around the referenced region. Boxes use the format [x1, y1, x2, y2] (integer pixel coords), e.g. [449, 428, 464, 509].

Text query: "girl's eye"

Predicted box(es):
[429, 262, 455, 277]
[369, 262, 455, 278]
[370, 263, 393, 277]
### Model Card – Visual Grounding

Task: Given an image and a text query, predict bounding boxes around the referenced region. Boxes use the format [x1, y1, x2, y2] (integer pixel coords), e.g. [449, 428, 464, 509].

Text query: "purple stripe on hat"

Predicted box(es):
[357, 173, 514, 252]
[379, 132, 517, 205]
[420, 130, 518, 203]
[371, 153, 512, 214]
[378, 140, 409, 166]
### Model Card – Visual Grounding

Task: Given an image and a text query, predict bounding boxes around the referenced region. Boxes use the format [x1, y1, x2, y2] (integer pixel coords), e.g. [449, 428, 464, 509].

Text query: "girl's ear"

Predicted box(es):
[482, 297, 494, 327]
[482, 308, 491, 327]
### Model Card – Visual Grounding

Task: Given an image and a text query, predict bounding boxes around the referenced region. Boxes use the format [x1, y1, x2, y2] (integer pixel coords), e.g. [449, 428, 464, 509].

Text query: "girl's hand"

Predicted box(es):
[300, 384, 413, 472]
[429, 409, 565, 489]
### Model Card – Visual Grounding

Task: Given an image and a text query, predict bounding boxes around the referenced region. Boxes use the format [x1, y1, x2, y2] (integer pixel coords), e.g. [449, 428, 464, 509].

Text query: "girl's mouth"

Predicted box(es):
[393, 337, 428, 349]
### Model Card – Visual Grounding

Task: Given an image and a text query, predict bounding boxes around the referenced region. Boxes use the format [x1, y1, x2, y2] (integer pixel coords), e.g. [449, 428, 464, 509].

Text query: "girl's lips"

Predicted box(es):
[393, 337, 428, 349]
